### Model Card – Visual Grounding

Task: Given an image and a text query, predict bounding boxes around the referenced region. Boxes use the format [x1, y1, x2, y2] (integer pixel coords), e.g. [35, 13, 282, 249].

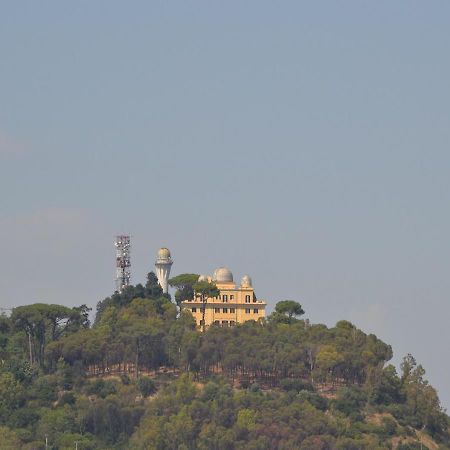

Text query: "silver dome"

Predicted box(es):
[213, 267, 233, 283]
[241, 274, 252, 287]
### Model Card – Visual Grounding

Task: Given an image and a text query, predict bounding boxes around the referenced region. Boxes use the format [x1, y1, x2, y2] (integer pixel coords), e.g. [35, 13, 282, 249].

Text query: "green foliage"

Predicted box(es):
[398, 443, 429, 450]
[272, 300, 305, 323]
[137, 377, 156, 397]
[86, 379, 117, 398]
[0, 373, 24, 422]
[0, 278, 448, 448]
[280, 378, 314, 393]
[11, 303, 84, 369]
[192, 281, 220, 332]
[95, 272, 165, 323]
[332, 386, 367, 420]
[0, 426, 22, 449]
[169, 273, 199, 309]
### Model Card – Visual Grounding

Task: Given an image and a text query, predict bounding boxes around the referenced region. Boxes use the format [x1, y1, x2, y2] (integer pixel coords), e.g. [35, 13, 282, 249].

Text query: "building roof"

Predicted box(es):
[156, 247, 171, 260]
[213, 267, 233, 283]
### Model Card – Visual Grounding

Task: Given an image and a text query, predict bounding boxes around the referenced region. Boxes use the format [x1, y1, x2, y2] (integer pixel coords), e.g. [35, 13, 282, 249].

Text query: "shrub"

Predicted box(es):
[280, 378, 314, 393]
[137, 377, 156, 397]
[86, 379, 117, 398]
[297, 390, 328, 411]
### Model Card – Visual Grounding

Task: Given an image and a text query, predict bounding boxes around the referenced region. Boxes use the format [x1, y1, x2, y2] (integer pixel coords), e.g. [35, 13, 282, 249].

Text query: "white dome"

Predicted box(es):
[241, 274, 252, 287]
[157, 247, 171, 259]
[213, 267, 233, 283]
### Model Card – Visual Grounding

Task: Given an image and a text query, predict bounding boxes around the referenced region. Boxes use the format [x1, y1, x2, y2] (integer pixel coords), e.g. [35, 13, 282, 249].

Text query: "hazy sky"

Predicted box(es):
[1, 2, 450, 407]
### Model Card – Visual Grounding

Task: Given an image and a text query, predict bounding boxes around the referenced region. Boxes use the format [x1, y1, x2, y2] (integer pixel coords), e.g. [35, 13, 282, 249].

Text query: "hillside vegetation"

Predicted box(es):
[0, 272, 448, 449]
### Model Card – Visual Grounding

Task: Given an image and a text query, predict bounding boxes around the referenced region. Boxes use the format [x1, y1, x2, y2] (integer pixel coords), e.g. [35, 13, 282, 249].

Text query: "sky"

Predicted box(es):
[1, 1, 450, 407]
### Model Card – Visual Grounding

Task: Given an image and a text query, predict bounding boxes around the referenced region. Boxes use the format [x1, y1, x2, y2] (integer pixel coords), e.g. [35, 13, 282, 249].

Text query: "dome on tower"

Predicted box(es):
[157, 247, 171, 259]
[213, 267, 233, 283]
[241, 274, 252, 287]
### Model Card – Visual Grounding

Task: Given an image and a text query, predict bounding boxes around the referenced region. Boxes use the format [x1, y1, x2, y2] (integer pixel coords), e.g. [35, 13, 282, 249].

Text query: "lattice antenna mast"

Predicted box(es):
[115, 235, 131, 292]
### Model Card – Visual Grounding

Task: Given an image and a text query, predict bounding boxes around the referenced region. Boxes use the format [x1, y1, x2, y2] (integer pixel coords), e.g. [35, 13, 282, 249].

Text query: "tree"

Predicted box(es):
[399, 354, 447, 434]
[273, 300, 305, 324]
[96, 272, 166, 323]
[0, 373, 24, 422]
[11, 304, 82, 368]
[137, 377, 156, 397]
[192, 281, 219, 332]
[145, 272, 164, 299]
[0, 427, 22, 448]
[169, 274, 200, 310]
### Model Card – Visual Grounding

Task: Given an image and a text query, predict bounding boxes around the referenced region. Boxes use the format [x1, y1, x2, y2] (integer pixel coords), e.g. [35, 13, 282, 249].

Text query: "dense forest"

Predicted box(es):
[0, 272, 448, 449]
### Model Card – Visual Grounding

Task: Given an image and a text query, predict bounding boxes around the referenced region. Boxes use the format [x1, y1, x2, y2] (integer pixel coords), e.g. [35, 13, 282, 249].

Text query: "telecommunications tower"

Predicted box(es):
[115, 235, 131, 292]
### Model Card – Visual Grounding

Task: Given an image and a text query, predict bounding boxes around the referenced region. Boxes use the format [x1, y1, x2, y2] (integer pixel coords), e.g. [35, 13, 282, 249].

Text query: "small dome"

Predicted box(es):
[214, 267, 233, 283]
[241, 274, 252, 287]
[198, 274, 209, 282]
[157, 247, 171, 259]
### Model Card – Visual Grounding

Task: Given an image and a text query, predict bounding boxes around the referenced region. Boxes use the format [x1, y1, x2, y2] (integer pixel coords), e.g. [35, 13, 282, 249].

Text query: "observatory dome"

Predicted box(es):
[214, 267, 233, 283]
[241, 275, 252, 287]
[157, 247, 171, 259]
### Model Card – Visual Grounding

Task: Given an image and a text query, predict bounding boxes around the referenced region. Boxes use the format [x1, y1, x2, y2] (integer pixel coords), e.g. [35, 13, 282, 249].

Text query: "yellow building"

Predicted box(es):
[181, 267, 266, 329]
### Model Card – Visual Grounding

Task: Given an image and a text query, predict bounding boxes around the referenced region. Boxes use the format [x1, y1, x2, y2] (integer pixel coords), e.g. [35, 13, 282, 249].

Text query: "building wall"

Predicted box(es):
[181, 280, 266, 329]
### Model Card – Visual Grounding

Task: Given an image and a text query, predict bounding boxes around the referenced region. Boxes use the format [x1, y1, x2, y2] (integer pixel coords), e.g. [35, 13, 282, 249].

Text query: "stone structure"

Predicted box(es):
[181, 267, 266, 329]
[154, 247, 173, 294]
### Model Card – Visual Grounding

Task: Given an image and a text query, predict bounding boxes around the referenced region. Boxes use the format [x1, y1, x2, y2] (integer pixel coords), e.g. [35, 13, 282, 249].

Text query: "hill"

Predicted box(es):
[0, 273, 448, 449]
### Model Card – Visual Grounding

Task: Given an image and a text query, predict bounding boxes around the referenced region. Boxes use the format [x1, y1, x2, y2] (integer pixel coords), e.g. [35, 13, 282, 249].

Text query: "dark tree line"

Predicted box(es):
[0, 274, 448, 449]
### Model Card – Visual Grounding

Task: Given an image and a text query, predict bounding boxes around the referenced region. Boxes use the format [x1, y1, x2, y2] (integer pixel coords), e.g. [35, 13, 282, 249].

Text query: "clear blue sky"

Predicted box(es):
[1, 1, 450, 407]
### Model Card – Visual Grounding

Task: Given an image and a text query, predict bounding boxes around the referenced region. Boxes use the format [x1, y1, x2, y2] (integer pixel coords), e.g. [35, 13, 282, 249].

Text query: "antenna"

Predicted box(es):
[114, 235, 131, 292]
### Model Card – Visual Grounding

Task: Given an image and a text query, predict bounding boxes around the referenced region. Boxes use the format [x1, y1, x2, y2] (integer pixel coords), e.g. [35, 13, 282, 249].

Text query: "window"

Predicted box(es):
[214, 320, 220, 325]
[245, 308, 250, 314]
[222, 320, 228, 327]
[245, 295, 251, 303]
[253, 308, 259, 314]
[230, 321, 236, 326]
[223, 294, 228, 301]
[223, 308, 228, 313]
[200, 320, 205, 325]
[214, 308, 220, 313]
[230, 295, 234, 300]
[191, 307, 197, 313]
[230, 308, 235, 313]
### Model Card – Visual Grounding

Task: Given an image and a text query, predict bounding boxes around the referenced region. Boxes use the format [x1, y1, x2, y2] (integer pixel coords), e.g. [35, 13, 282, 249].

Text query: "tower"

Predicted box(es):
[155, 247, 173, 294]
[115, 235, 131, 292]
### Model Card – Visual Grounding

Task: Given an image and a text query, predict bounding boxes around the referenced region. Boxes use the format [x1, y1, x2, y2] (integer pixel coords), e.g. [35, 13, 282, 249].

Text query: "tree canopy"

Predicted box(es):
[271, 300, 305, 324]
[168, 273, 199, 309]
[0, 278, 448, 449]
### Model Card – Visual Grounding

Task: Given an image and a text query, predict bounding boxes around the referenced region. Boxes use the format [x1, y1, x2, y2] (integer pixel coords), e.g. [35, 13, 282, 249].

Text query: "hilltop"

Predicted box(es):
[0, 272, 448, 449]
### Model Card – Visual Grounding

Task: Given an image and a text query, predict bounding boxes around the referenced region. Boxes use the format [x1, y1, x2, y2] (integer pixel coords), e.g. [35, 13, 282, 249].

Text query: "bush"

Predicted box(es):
[29, 375, 57, 403]
[280, 378, 314, 393]
[137, 377, 156, 397]
[297, 390, 328, 411]
[59, 392, 76, 406]
[398, 443, 428, 450]
[381, 416, 398, 436]
[121, 374, 131, 385]
[86, 379, 117, 398]
[332, 386, 367, 417]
